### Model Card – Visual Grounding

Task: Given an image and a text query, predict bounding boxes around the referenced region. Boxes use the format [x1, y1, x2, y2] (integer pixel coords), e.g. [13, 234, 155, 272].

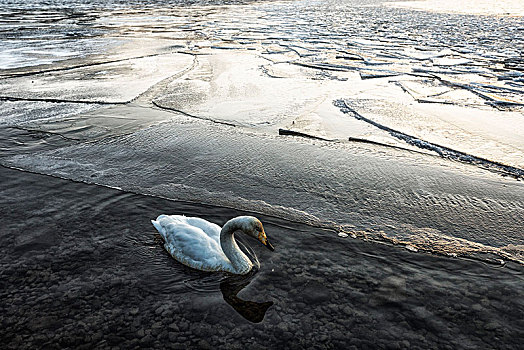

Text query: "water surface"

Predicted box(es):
[1, 0, 524, 348]
[1, 166, 523, 349]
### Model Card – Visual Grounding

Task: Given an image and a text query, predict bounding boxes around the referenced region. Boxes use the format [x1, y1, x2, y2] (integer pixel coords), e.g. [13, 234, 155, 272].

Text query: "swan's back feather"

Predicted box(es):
[152, 215, 236, 273]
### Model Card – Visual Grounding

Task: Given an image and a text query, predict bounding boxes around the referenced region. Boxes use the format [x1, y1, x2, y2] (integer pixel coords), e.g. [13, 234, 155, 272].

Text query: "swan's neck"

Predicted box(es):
[220, 218, 253, 274]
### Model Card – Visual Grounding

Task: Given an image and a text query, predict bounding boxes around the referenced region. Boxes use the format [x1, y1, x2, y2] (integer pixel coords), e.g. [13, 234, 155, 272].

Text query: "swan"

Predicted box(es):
[151, 215, 274, 274]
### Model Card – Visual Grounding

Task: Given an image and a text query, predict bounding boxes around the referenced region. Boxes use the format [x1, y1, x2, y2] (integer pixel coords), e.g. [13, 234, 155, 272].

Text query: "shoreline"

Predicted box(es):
[2, 150, 523, 267]
[3, 106, 523, 265]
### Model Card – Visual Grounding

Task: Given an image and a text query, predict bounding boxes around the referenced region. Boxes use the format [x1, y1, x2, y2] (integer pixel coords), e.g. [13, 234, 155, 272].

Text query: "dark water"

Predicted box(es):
[1, 166, 523, 349]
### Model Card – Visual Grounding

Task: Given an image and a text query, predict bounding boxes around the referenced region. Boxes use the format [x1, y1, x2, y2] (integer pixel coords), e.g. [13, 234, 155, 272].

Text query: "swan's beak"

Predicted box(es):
[258, 230, 275, 251]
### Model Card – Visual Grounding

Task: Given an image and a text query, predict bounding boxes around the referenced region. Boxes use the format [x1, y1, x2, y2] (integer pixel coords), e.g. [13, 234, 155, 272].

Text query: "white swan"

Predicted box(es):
[151, 215, 274, 274]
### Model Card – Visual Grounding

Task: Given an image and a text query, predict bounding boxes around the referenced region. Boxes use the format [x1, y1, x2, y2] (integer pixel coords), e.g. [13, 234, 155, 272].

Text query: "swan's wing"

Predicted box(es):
[183, 217, 221, 241]
[151, 215, 231, 272]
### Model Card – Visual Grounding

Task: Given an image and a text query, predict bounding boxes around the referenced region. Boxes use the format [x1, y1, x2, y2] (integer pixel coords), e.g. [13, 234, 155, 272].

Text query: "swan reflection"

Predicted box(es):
[220, 272, 273, 323]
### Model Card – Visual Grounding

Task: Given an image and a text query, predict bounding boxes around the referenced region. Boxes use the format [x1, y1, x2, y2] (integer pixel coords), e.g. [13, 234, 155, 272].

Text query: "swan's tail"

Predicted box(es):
[151, 219, 167, 241]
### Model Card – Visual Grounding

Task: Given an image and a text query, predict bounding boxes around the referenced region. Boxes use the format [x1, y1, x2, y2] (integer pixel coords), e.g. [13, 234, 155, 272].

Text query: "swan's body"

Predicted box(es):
[151, 215, 274, 274]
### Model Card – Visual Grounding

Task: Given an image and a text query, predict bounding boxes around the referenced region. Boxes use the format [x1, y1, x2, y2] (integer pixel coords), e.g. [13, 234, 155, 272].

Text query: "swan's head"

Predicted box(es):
[241, 216, 275, 251]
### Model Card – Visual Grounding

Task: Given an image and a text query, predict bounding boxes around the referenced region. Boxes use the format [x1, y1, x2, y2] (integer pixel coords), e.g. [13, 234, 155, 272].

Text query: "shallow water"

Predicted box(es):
[1, 166, 523, 349]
